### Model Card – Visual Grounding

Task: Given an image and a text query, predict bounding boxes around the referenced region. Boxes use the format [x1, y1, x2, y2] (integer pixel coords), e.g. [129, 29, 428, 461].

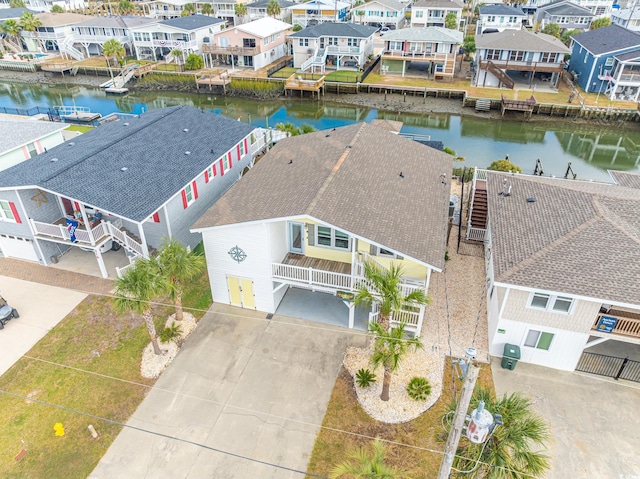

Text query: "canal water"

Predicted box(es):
[1, 81, 639, 182]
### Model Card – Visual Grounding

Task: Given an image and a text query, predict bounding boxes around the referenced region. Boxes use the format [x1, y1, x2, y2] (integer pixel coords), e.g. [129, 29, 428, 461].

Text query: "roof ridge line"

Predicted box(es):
[593, 196, 640, 246]
[306, 123, 366, 216]
[496, 215, 600, 282]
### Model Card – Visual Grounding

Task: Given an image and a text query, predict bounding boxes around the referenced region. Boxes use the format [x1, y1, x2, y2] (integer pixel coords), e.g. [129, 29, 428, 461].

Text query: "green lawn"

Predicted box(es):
[65, 125, 94, 133]
[0, 269, 212, 477]
[269, 67, 361, 83]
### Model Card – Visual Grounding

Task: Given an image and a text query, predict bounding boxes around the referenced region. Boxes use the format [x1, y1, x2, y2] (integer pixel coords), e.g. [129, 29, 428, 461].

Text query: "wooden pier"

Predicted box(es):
[41, 61, 77, 74]
[195, 70, 232, 92]
[284, 73, 325, 98]
[501, 94, 536, 119]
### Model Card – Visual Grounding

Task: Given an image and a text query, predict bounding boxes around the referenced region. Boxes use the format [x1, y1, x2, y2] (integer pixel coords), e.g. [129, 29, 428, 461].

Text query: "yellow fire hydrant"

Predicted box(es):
[53, 423, 65, 437]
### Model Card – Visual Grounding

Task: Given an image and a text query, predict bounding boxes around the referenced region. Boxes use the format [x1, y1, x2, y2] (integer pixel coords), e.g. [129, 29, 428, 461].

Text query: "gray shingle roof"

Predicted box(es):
[538, 1, 593, 17]
[382, 26, 462, 43]
[609, 170, 640, 189]
[192, 123, 452, 270]
[487, 172, 640, 306]
[0, 8, 38, 20]
[413, 0, 463, 9]
[0, 119, 67, 157]
[572, 25, 640, 55]
[615, 49, 640, 61]
[160, 14, 225, 31]
[479, 5, 525, 15]
[74, 15, 157, 28]
[288, 22, 377, 38]
[247, 0, 296, 9]
[0, 106, 254, 222]
[476, 29, 570, 53]
[366, 0, 405, 11]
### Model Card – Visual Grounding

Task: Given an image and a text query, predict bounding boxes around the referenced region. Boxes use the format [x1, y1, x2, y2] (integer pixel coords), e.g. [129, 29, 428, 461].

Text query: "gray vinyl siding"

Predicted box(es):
[18, 188, 62, 223]
[141, 207, 171, 251]
[0, 189, 34, 238]
[39, 239, 71, 265]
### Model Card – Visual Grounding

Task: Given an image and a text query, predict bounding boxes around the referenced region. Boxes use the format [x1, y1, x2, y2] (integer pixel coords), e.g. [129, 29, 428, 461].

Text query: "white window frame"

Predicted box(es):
[206, 165, 214, 179]
[375, 246, 399, 259]
[239, 140, 245, 156]
[222, 155, 230, 172]
[527, 291, 575, 314]
[184, 184, 195, 206]
[315, 226, 351, 251]
[523, 329, 554, 351]
[415, 10, 424, 18]
[26, 142, 38, 158]
[0, 200, 16, 222]
[605, 57, 614, 67]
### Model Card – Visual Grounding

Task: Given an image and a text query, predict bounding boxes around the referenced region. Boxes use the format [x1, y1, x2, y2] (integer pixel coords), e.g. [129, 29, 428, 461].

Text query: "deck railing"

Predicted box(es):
[31, 218, 107, 244]
[272, 263, 353, 290]
[592, 313, 640, 339]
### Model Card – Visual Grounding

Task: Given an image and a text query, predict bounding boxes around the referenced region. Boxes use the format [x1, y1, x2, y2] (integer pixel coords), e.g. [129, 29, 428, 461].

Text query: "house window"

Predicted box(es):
[239, 140, 245, 156]
[184, 184, 195, 206]
[222, 154, 230, 172]
[605, 57, 614, 67]
[26, 142, 38, 158]
[299, 38, 309, 47]
[487, 15, 495, 22]
[316, 226, 350, 250]
[415, 10, 424, 18]
[347, 37, 358, 47]
[509, 50, 525, 61]
[206, 165, 214, 182]
[264, 37, 269, 46]
[0, 200, 16, 222]
[524, 330, 554, 351]
[595, 6, 606, 15]
[486, 49, 500, 60]
[270, 34, 275, 42]
[243, 38, 256, 48]
[540, 52, 555, 63]
[328, 37, 338, 46]
[528, 292, 574, 313]
[389, 41, 402, 50]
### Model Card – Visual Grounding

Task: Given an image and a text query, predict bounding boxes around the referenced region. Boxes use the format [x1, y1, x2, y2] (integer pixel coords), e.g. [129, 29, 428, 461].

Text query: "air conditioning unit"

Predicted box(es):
[307, 48, 313, 54]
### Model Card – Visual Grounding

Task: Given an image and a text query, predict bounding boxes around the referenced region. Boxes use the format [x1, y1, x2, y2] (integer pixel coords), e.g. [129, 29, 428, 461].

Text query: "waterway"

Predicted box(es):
[1, 81, 639, 182]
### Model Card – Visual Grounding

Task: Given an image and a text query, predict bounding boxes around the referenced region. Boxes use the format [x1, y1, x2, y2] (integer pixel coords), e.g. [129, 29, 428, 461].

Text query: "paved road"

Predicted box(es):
[91, 304, 367, 479]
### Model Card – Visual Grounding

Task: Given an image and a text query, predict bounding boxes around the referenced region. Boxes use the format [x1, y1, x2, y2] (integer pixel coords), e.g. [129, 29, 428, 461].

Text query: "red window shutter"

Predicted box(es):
[219, 158, 225, 176]
[9, 202, 21, 224]
[74, 201, 80, 210]
[181, 190, 188, 209]
[228, 151, 233, 169]
[192, 180, 198, 199]
[205, 169, 209, 183]
[236, 144, 241, 160]
[213, 163, 217, 177]
[244, 138, 248, 155]
[152, 212, 160, 223]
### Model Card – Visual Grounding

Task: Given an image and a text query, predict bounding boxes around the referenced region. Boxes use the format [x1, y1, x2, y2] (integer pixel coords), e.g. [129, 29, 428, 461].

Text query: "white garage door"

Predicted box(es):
[0, 235, 39, 262]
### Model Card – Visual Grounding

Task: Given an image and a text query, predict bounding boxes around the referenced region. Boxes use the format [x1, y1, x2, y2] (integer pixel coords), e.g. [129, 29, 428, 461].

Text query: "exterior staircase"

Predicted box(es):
[466, 169, 489, 242]
[59, 35, 85, 61]
[1, 37, 22, 54]
[300, 47, 326, 72]
[486, 60, 514, 89]
[470, 186, 488, 229]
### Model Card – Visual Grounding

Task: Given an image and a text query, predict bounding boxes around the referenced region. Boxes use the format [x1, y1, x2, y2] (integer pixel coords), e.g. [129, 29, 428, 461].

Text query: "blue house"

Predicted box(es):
[0, 106, 261, 278]
[569, 25, 640, 101]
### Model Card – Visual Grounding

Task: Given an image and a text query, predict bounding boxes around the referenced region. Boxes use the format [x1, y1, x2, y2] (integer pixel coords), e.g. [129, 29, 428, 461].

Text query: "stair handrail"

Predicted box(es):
[466, 166, 479, 239]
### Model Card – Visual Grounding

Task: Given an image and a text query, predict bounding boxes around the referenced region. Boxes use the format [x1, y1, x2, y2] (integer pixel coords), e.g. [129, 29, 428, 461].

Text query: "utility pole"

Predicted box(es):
[437, 347, 480, 479]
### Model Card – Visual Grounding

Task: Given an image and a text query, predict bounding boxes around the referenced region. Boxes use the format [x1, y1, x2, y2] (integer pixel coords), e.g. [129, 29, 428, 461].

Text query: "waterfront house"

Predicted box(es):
[204, 17, 291, 70]
[291, 0, 350, 29]
[410, 0, 464, 29]
[191, 122, 452, 332]
[144, 0, 198, 19]
[351, 0, 406, 31]
[130, 14, 226, 62]
[380, 27, 462, 79]
[246, 0, 295, 23]
[519, 0, 612, 20]
[0, 118, 66, 172]
[474, 29, 570, 89]
[1, 0, 84, 13]
[289, 22, 376, 72]
[612, 7, 640, 33]
[534, 0, 594, 32]
[0, 106, 259, 279]
[70, 15, 157, 58]
[21, 12, 87, 58]
[569, 25, 640, 102]
[466, 169, 640, 372]
[476, 4, 526, 35]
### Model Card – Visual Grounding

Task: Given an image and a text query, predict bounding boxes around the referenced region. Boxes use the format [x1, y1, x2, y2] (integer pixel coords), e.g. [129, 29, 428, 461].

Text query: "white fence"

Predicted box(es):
[272, 263, 353, 290]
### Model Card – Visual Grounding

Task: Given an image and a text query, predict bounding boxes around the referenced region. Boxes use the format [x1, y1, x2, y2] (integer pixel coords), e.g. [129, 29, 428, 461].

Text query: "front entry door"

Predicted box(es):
[227, 276, 256, 309]
[288, 222, 304, 254]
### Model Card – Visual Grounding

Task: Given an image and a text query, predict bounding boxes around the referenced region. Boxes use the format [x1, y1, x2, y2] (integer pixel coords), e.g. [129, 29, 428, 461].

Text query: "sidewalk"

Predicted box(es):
[0, 258, 114, 295]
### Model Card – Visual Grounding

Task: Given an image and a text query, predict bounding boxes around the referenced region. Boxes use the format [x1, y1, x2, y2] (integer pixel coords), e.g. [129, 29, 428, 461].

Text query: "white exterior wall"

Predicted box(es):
[269, 221, 288, 308]
[0, 131, 64, 172]
[202, 222, 276, 312]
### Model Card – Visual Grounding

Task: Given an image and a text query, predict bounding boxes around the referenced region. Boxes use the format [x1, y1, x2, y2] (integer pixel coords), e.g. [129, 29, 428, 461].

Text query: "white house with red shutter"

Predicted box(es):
[0, 106, 262, 279]
[0, 118, 67, 173]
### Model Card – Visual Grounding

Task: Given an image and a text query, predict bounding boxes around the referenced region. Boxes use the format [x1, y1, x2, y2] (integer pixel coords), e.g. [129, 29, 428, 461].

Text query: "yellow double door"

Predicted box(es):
[227, 276, 256, 310]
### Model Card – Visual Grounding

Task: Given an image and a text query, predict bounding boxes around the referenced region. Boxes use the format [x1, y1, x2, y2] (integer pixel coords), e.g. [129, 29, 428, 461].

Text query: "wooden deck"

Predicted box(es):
[282, 253, 351, 275]
[501, 94, 536, 118]
[285, 73, 325, 93]
[195, 70, 231, 90]
[41, 61, 77, 73]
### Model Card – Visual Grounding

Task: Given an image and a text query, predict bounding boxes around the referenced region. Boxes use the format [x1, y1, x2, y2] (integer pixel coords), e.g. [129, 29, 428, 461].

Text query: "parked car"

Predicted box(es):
[0, 295, 18, 330]
[380, 26, 390, 35]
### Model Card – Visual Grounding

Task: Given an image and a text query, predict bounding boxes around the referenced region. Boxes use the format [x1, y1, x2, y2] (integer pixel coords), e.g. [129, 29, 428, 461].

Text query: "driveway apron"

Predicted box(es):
[91, 304, 367, 479]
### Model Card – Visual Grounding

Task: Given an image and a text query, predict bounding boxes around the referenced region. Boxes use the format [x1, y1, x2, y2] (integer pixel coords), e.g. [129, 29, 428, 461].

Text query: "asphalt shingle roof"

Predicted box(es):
[160, 14, 225, 31]
[0, 106, 254, 222]
[75, 15, 157, 28]
[192, 123, 452, 270]
[476, 29, 570, 53]
[382, 26, 462, 43]
[288, 22, 377, 38]
[572, 25, 640, 55]
[0, 8, 37, 20]
[615, 49, 640, 61]
[538, 1, 593, 17]
[413, 0, 463, 8]
[34, 12, 88, 27]
[247, 0, 295, 9]
[479, 5, 525, 15]
[487, 172, 640, 306]
[0, 119, 67, 156]
[609, 170, 640, 189]
[366, 0, 405, 11]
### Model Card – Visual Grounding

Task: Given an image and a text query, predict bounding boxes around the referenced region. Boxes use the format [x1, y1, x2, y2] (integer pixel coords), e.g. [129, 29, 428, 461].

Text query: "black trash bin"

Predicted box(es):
[501, 343, 521, 370]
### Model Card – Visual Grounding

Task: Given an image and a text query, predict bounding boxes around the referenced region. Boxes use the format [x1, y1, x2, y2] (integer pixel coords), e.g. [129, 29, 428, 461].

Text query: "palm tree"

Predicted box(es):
[234, 2, 247, 23]
[330, 438, 412, 479]
[171, 47, 183, 67]
[370, 321, 423, 401]
[156, 238, 206, 321]
[102, 38, 125, 68]
[181, 2, 196, 16]
[201, 3, 213, 16]
[446, 386, 551, 478]
[266, 0, 281, 18]
[3, 20, 23, 51]
[19, 12, 42, 52]
[114, 258, 168, 356]
[354, 261, 429, 331]
[118, 0, 135, 14]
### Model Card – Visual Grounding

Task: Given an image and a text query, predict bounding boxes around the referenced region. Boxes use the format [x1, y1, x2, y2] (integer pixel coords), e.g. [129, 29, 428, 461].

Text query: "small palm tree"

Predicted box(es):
[181, 2, 196, 16]
[172, 47, 183, 67]
[114, 258, 168, 356]
[370, 321, 423, 401]
[3, 20, 23, 51]
[156, 238, 206, 321]
[234, 2, 247, 23]
[201, 3, 213, 16]
[354, 261, 429, 331]
[266, 0, 281, 18]
[103, 38, 125, 68]
[446, 386, 551, 478]
[330, 438, 412, 479]
[118, 0, 135, 14]
[19, 12, 42, 51]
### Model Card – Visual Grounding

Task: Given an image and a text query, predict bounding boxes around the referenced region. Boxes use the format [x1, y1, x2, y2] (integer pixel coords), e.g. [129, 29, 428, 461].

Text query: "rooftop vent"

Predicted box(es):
[121, 167, 128, 172]
[50, 158, 59, 162]
[183, 128, 189, 132]
[68, 142, 75, 146]
[185, 151, 191, 155]
[123, 122, 129, 126]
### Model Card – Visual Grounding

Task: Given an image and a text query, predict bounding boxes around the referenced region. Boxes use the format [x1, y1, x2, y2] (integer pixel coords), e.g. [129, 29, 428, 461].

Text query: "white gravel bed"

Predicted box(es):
[343, 342, 443, 424]
[140, 341, 179, 379]
[164, 312, 198, 341]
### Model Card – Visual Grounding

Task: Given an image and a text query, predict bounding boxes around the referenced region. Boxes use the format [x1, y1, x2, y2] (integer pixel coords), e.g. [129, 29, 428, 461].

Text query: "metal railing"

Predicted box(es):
[576, 352, 640, 382]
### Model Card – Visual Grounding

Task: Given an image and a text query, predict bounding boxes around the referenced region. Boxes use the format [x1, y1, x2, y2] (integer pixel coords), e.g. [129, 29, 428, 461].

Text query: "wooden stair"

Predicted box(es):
[470, 187, 488, 229]
[486, 60, 514, 89]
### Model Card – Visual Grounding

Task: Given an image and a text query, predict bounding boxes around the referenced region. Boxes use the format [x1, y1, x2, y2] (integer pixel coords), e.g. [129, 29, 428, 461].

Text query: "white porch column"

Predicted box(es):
[94, 248, 109, 278]
[163, 204, 173, 239]
[137, 222, 150, 257]
[79, 206, 95, 244]
[416, 304, 425, 335]
[402, 59, 406, 77]
[348, 302, 355, 329]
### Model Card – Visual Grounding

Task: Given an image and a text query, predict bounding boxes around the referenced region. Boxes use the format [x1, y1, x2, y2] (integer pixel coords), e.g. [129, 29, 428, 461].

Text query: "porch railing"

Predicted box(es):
[106, 220, 145, 257]
[467, 227, 487, 242]
[272, 262, 353, 290]
[369, 302, 421, 329]
[30, 218, 107, 244]
[592, 312, 640, 339]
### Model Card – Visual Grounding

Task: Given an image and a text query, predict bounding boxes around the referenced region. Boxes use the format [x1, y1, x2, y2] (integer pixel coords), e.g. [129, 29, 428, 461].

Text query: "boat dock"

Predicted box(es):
[54, 105, 101, 123]
[195, 70, 232, 92]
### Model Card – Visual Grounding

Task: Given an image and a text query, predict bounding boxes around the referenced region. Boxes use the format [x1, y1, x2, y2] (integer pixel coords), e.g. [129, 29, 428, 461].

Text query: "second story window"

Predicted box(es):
[316, 226, 350, 250]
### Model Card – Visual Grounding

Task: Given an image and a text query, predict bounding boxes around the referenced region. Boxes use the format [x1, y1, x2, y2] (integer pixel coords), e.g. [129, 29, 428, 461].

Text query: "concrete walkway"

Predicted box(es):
[492, 359, 640, 479]
[0, 258, 114, 295]
[91, 303, 367, 479]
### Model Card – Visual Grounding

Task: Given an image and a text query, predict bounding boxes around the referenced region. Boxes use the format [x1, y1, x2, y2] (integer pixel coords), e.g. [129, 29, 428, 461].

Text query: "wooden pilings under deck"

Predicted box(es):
[284, 73, 325, 99]
[195, 69, 232, 92]
[501, 94, 536, 119]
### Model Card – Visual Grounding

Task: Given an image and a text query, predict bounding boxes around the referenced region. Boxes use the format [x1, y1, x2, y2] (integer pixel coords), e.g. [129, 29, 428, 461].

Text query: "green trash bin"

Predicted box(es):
[501, 343, 521, 370]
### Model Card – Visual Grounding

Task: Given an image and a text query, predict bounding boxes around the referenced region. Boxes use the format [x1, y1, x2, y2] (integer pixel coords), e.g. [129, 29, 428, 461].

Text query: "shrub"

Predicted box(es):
[159, 321, 182, 343]
[292, 24, 303, 32]
[406, 377, 431, 401]
[355, 368, 377, 388]
[487, 159, 522, 173]
[185, 53, 204, 70]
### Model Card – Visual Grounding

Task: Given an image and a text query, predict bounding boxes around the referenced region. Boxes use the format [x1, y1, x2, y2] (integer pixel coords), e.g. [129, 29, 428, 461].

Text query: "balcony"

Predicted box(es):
[618, 73, 640, 83]
[592, 310, 640, 340]
[382, 50, 451, 62]
[326, 45, 362, 55]
[202, 44, 260, 56]
[477, 57, 564, 73]
[151, 39, 197, 49]
[73, 34, 130, 44]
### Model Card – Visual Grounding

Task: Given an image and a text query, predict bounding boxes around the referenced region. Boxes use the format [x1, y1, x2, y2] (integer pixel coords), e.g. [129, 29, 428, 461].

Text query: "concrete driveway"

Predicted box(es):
[0, 276, 87, 376]
[492, 359, 640, 479]
[91, 304, 367, 479]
